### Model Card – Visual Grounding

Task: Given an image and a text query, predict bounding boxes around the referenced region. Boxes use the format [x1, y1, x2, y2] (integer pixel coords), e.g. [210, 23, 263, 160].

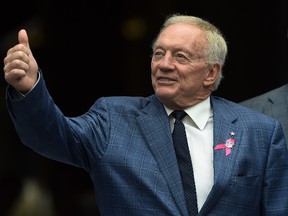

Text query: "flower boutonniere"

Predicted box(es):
[214, 132, 236, 156]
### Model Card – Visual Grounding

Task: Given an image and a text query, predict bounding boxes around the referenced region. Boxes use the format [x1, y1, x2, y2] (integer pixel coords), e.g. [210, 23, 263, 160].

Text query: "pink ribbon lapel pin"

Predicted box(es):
[214, 132, 236, 156]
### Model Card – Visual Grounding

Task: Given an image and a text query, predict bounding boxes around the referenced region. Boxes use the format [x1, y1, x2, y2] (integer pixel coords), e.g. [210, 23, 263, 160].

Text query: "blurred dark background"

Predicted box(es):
[1, 1, 287, 215]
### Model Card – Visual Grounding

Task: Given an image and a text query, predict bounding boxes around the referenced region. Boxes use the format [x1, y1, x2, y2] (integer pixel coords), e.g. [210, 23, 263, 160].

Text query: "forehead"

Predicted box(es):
[155, 23, 207, 54]
[154, 23, 207, 55]
[157, 23, 206, 44]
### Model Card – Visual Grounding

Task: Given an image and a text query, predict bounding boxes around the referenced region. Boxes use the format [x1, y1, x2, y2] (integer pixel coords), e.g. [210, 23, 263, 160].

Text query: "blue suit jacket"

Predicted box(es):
[6, 75, 288, 215]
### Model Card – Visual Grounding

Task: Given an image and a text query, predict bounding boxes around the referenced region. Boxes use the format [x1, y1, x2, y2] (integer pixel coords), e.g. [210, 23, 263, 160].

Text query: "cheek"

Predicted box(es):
[151, 61, 157, 74]
[181, 71, 204, 88]
[150, 63, 159, 84]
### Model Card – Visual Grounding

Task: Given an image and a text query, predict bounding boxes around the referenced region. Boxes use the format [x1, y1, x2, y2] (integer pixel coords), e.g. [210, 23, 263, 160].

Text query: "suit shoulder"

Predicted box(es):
[240, 83, 288, 105]
[91, 95, 160, 113]
[95, 95, 153, 106]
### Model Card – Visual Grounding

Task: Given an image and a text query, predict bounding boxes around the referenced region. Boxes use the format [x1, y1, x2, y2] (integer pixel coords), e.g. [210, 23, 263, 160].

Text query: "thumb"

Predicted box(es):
[18, 29, 30, 49]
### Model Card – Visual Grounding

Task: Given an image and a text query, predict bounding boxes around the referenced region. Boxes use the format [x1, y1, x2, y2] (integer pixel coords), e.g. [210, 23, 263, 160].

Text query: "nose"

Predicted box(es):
[158, 53, 175, 71]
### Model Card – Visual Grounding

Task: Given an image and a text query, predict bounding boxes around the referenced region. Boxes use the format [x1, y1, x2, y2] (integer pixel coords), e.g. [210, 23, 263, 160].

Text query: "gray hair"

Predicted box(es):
[152, 14, 228, 90]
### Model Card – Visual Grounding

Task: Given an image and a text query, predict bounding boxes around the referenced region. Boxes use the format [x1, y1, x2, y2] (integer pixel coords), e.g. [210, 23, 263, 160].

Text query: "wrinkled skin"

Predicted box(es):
[151, 23, 220, 110]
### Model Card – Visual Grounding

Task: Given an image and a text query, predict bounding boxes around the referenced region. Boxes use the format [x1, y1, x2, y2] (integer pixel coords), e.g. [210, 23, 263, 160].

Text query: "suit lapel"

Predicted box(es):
[136, 95, 188, 216]
[199, 97, 242, 215]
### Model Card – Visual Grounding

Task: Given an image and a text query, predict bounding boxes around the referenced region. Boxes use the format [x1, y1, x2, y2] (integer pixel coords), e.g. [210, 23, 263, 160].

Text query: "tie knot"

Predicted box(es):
[172, 110, 187, 121]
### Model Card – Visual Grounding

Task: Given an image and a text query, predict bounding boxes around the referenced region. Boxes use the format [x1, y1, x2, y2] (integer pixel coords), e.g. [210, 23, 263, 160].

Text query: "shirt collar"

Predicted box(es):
[165, 97, 212, 130]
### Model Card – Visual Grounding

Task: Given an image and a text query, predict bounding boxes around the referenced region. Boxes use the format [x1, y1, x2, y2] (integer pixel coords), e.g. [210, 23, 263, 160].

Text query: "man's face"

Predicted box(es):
[151, 23, 214, 110]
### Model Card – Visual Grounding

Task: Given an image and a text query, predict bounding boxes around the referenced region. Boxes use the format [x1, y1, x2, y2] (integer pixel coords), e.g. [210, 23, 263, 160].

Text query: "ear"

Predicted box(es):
[203, 63, 221, 87]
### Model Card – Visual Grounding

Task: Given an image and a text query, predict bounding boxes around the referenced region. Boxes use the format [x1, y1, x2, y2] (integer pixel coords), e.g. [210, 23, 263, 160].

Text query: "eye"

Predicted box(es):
[152, 50, 164, 60]
[175, 53, 186, 59]
[175, 53, 190, 63]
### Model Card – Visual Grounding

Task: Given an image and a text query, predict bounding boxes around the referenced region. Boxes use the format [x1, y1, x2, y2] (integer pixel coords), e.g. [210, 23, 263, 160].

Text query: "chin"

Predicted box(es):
[155, 92, 174, 104]
[156, 87, 177, 98]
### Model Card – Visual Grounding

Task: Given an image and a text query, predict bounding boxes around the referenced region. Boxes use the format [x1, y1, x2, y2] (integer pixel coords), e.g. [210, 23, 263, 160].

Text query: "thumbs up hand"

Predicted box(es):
[3, 29, 39, 94]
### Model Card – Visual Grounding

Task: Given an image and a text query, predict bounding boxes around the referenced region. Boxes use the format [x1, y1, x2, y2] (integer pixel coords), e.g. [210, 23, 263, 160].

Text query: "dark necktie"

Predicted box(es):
[172, 110, 198, 216]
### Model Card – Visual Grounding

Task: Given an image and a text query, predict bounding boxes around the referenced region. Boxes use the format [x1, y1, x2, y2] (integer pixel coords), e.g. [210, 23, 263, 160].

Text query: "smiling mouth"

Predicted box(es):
[156, 77, 177, 86]
[157, 77, 176, 82]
